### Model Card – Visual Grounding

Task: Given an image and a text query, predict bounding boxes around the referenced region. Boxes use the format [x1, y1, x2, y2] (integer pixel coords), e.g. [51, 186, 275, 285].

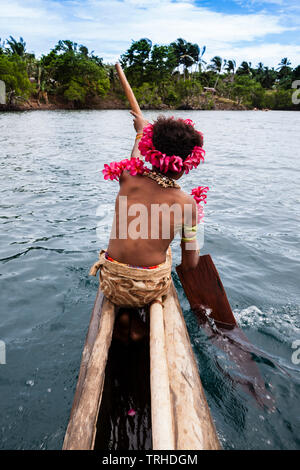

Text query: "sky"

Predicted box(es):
[0, 0, 300, 68]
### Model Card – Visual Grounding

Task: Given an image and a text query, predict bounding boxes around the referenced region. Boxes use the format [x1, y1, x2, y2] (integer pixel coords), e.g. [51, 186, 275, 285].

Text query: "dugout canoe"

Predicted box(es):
[62, 282, 221, 450]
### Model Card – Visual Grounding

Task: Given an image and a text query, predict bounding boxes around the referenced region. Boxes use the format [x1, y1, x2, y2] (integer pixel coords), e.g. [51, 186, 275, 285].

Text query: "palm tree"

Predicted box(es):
[224, 59, 236, 74]
[208, 56, 222, 73]
[6, 36, 26, 56]
[208, 56, 223, 88]
[180, 53, 197, 80]
[5, 36, 39, 83]
[277, 57, 291, 71]
[276, 57, 292, 84]
[170, 38, 200, 80]
[236, 61, 252, 76]
[257, 66, 277, 89]
[224, 59, 236, 83]
[257, 62, 264, 71]
[198, 46, 207, 72]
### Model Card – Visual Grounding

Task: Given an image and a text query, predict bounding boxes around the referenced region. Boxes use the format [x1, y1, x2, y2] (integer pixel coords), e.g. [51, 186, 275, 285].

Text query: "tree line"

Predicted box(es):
[0, 36, 299, 110]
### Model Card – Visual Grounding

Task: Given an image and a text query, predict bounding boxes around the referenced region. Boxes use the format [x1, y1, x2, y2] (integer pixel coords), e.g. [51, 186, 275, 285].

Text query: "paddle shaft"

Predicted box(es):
[115, 63, 142, 115]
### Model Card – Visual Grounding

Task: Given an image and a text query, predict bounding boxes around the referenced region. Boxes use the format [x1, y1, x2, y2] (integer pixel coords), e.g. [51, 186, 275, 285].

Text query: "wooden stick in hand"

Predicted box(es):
[115, 63, 142, 116]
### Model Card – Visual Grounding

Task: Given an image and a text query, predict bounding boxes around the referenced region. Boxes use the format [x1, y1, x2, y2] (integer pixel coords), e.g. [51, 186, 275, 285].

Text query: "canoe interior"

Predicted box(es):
[94, 307, 152, 450]
[63, 283, 221, 450]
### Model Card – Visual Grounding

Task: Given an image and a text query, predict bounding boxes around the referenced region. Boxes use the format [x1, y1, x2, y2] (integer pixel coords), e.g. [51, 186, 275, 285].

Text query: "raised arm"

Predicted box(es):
[130, 111, 149, 159]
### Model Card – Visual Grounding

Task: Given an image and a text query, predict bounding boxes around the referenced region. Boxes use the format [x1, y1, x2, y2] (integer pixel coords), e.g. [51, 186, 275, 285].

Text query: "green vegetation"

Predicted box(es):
[0, 36, 299, 110]
[0, 37, 34, 105]
[40, 40, 109, 104]
[118, 38, 299, 110]
[0, 37, 109, 107]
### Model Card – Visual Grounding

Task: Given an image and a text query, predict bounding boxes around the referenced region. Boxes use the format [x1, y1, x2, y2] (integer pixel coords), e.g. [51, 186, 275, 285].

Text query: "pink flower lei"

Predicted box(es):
[191, 186, 209, 222]
[102, 157, 149, 181]
[138, 119, 205, 175]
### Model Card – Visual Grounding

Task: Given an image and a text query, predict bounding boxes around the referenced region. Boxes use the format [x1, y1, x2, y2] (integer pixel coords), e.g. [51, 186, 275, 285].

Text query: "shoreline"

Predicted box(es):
[1, 106, 276, 112]
[0, 93, 252, 112]
[2, 91, 295, 112]
[0, 104, 258, 112]
[2, 92, 297, 112]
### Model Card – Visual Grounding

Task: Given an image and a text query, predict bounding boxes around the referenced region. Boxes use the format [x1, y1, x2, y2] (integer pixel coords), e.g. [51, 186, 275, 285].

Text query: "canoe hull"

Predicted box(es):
[63, 282, 220, 450]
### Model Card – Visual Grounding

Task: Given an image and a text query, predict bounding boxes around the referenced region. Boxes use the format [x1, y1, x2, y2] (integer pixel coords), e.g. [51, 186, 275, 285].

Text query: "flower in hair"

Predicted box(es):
[183, 118, 195, 127]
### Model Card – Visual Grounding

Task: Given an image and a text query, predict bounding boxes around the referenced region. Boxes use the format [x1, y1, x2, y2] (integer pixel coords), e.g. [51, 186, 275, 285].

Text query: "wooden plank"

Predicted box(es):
[164, 283, 221, 450]
[65, 288, 104, 422]
[63, 295, 115, 450]
[150, 298, 175, 450]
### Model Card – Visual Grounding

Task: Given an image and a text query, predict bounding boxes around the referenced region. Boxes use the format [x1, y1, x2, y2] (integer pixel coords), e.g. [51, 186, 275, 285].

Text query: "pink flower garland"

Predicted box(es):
[138, 119, 205, 175]
[102, 157, 149, 181]
[102, 164, 209, 221]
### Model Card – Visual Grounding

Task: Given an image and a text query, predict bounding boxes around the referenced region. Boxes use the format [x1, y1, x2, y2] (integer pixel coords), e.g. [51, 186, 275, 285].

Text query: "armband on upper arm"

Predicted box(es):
[181, 224, 198, 242]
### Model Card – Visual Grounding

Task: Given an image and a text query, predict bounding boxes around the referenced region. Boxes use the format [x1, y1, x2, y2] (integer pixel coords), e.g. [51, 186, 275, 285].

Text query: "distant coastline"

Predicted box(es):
[0, 85, 297, 113]
[0, 91, 252, 112]
[1, 37, 299, 113]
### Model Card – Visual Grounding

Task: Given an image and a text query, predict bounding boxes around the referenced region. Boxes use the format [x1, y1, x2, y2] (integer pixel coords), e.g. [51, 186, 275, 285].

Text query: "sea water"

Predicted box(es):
[0, 109, 299, 449]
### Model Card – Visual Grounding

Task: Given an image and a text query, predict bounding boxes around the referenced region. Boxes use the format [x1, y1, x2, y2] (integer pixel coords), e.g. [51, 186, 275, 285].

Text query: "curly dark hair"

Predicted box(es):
[152, 116, 203, 160]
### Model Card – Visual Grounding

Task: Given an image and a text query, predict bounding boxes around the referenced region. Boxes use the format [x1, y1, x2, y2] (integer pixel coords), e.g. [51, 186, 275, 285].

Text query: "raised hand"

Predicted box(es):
[130, 110, 149, 133]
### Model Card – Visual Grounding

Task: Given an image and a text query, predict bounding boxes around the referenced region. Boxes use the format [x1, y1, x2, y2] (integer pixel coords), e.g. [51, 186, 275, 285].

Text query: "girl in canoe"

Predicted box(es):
[90, 113, 208, 342]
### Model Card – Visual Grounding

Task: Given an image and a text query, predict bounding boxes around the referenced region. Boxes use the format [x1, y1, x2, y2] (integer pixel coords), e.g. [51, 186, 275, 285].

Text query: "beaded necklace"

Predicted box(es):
[145, 170, 181, 189]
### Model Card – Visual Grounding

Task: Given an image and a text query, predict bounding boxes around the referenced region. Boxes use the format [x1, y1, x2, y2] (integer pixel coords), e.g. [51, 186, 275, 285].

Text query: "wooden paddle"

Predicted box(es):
[176, 256, 275, 409]
[115, 63, 142, 116]
[176, 254, 237, 328]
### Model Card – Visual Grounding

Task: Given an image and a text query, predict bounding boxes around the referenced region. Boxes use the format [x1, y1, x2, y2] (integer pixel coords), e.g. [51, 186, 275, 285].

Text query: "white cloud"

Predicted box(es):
[69, 0, 289, 43]
[1, 3, 43, 18]
[0, 0, 299, 66]
[216, 42, 300, 68]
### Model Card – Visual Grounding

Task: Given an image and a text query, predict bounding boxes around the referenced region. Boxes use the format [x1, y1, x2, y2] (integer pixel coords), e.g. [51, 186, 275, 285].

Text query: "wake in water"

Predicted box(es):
[193, 306, 276, 410]
[193, 303, 300, 419]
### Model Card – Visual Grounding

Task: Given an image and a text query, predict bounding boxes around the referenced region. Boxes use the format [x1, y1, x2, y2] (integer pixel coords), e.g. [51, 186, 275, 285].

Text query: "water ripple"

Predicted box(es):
[0, 110, 299, 450]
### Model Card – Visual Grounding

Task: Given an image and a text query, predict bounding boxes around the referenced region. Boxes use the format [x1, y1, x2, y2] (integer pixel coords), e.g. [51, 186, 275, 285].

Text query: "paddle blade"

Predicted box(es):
[176, 254, 237, 327]
[176, 256, 275, 409]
